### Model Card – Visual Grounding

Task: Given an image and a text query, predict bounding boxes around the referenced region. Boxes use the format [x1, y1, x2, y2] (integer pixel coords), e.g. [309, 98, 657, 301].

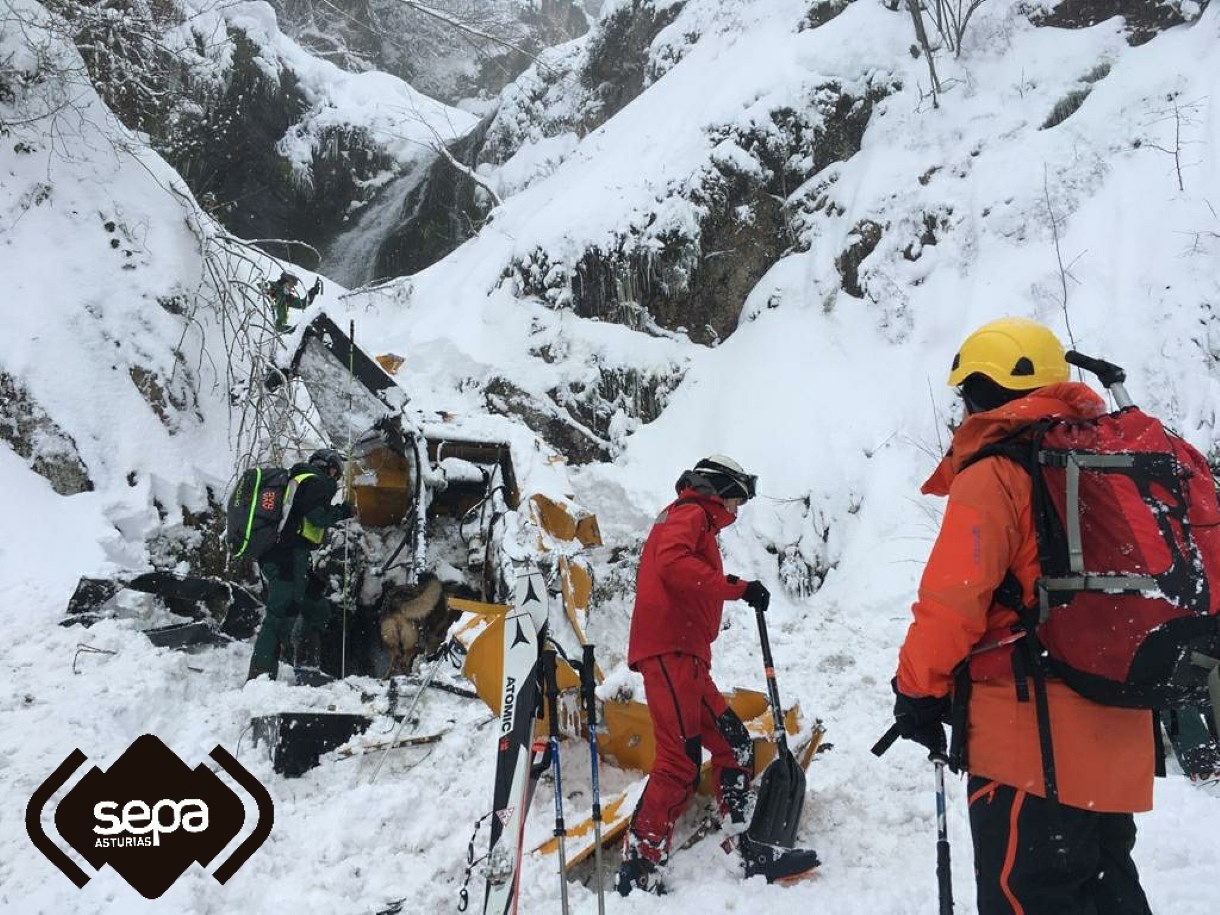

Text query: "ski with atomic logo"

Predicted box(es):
[481, 568, 550, 915]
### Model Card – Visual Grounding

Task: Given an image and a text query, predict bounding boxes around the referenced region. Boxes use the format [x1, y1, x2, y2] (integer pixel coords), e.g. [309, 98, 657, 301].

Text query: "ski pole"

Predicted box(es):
[341, 318, 355, 679]
[932, 753, 953, 915]
[368, 641, 451, 784]
[579, 643, 606, 915]
[541, 646, 570, 915]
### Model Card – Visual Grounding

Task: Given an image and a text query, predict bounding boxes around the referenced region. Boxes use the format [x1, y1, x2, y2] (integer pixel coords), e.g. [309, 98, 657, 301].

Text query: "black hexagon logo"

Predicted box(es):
[26, 734, 273, 899]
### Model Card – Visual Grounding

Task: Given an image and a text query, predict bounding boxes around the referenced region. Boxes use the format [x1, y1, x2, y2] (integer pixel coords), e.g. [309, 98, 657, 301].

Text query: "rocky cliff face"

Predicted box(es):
[504, 76, 896, 346]
[44, 0, 398, 266]
[0, 373, 93, 496]
[43, 0, 546, 272]
[356, 0, 687, 283]
[282, 0, 592, 105]
[26, 0, 1215, 471]
[1031, 0, 1210, 45]
[48, 0, 1212, 286]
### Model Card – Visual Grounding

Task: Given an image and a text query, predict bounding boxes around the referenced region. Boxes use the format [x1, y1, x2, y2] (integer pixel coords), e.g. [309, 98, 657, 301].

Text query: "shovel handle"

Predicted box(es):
[1064, 350, 1124, 386]
[871, 724, 901, 757]
[753, 607, 790, 752]
[1065, 350, 1133, 408]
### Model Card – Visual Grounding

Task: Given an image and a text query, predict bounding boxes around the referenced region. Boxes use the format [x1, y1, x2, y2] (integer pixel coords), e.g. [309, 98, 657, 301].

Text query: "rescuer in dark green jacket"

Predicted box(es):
[246, 448, 354, 681]
[266, 271, 322, 332]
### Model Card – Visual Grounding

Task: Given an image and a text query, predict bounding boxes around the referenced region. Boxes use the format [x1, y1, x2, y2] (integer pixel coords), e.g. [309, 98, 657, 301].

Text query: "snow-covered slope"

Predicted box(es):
[2, 0, 1220, 913]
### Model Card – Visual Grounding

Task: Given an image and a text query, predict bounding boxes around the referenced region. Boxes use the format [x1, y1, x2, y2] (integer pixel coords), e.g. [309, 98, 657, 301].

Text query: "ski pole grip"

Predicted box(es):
[1065, 350, 1125, 388]
[541, 648, 559, 700]
[580, 644, 598, 717]
[580, 645, 596, 692]
[871, 724, 901, 757]
[937, 841, 953, 915]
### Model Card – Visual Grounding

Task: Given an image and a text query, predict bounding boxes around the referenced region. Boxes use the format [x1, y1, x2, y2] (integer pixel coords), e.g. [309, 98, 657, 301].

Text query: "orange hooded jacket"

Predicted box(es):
[896, 382, 1154, 813]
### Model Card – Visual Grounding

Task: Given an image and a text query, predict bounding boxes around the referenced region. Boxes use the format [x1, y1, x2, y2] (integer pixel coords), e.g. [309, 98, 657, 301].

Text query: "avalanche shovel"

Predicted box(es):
[746, 606, 805, 847]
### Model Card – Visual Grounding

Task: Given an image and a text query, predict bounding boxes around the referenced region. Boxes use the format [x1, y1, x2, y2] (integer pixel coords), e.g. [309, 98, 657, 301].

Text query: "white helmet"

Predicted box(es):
[693, 455, 757, 501]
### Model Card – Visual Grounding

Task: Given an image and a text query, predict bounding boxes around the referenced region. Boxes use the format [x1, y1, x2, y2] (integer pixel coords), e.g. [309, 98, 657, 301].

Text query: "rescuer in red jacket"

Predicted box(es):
[617, 455, 812, 894]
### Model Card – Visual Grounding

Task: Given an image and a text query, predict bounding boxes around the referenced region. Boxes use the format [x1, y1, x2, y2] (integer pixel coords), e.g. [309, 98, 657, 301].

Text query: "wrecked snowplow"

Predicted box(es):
[276, 314, 828, 868]
[59, 311, 826, 879]
[287, 314, 524, 605]
[59, 314, 525, 664]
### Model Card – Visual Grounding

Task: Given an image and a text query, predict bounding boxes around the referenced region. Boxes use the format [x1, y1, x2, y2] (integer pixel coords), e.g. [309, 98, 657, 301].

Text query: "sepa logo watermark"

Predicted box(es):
[92, 797, 209, 848]
[26, 734, 273, 899]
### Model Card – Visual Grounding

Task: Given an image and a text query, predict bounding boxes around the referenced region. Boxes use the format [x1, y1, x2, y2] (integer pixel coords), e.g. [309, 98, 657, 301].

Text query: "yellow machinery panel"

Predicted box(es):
[450, 597, 579, 718]
[375, 353, 404, 375]
[599, 688, 806, 786]
[530, 494, 604, 548]
[352, 445, 412, 527]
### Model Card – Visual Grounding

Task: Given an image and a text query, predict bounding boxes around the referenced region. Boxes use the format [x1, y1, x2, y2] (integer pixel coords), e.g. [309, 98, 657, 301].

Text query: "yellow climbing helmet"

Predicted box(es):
[947, 317, 1069, 390]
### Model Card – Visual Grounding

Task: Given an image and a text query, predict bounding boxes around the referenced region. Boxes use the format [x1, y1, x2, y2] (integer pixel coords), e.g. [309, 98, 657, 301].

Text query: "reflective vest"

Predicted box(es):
[284, 472, 324, 545]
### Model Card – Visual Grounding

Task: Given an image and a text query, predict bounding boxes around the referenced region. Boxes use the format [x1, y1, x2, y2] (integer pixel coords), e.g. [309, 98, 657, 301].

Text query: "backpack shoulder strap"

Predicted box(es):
[279, 471, 317, 533]
[957, 421, 1048, 475]
[958, 423, 1065, 591]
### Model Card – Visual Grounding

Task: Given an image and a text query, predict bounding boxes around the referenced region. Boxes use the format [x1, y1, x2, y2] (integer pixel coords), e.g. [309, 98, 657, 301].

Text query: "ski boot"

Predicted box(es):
[615, 850, 667, 897]
[719, 769, 754, 837]
[292, 666, 334, 687]
[739, 835, 820, 885]
[292, 634, 333, 686]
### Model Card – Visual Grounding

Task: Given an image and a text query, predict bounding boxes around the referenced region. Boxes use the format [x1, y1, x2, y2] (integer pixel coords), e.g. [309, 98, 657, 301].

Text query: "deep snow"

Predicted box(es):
[2, 0, 1220, 913]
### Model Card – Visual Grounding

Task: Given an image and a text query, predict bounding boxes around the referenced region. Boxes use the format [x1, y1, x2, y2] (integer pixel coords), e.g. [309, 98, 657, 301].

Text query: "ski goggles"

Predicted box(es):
[719, 470, 757, 502]
[736, 471, 758, 501]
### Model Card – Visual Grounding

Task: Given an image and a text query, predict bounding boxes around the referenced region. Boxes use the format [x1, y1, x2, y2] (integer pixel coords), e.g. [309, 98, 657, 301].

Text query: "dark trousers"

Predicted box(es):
[627, 654, 753, 863]
[967, 777, 1152, 915]
[247, 549, 331, 680]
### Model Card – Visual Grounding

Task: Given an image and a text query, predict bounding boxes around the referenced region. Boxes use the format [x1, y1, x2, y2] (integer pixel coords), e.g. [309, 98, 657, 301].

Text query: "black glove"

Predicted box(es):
[740, 580, 770, 612]
[337, 501, 355, 520]
[309, 278, 323, 298]
[891, 678, 949, 755]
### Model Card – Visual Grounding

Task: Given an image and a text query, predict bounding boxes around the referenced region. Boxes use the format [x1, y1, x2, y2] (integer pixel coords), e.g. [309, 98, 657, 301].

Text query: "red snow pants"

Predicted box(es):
[627, 653, 753, 863]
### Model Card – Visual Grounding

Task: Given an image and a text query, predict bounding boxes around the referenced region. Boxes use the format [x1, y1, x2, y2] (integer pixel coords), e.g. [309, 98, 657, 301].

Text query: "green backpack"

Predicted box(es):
[225, 467, 294, 560]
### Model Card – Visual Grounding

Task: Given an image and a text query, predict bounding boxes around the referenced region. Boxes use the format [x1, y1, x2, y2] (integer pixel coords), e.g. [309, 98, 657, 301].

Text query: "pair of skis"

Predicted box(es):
[477, 569, 586, 915]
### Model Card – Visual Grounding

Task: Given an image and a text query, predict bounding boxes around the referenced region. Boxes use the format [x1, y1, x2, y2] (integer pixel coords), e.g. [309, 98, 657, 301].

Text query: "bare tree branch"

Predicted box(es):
[1043, 166, 1079, 352]
[906, 0, 941, 108]
[390, 0, 557, 75]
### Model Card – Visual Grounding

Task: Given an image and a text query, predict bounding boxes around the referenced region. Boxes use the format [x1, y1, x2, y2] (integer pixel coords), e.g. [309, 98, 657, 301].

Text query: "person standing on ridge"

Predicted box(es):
[246, 448, 355, 681]
[616, 455, 819, 896]
[890, 317, 1154, 914]
[265, 271, 322, 333]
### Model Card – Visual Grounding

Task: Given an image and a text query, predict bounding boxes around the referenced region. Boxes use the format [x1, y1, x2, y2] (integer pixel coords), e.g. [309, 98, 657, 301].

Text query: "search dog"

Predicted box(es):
[379, 573, 453, 678]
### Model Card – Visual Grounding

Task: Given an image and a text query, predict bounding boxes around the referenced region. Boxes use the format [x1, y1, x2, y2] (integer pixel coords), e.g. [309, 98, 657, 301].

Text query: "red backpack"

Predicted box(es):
[986, 352, 1220, 711]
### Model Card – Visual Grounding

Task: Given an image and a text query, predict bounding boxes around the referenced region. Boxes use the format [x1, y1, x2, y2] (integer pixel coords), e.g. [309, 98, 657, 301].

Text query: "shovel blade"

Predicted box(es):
[748, 749, 806, 848]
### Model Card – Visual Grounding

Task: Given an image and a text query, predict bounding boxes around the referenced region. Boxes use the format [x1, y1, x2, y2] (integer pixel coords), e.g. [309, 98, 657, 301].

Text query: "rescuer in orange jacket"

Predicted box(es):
[892, 318, 1154, 915]
[616, 455, 814, 895]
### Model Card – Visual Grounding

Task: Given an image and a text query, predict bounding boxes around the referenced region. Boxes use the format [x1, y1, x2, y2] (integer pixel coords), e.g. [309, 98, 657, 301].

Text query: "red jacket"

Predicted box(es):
[897, 382, 1153, 812]
[628, 489, 749, 669]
